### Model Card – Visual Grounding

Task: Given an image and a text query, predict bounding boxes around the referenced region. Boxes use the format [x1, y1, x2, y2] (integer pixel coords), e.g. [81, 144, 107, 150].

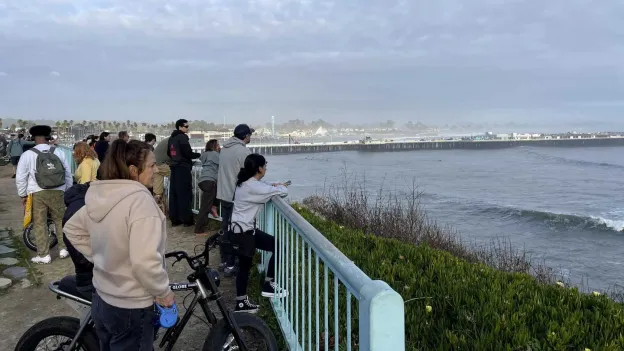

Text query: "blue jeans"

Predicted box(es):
[92, 292, 157, 351]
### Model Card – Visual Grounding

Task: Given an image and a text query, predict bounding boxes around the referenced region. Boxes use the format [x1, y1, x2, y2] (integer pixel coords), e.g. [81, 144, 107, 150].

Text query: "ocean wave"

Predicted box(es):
[479, 206, 624, 233]
[522, 149, 624, 170]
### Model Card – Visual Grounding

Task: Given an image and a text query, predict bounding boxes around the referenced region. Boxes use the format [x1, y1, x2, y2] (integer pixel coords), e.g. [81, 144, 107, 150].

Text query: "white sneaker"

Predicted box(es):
[31, 255, 51, 264]
[59, 249, 69, 259]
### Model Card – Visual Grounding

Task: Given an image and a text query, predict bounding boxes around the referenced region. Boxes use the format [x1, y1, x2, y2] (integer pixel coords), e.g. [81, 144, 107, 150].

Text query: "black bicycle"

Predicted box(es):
[14, 233, 278, 351]
[23, 217, 58, 252]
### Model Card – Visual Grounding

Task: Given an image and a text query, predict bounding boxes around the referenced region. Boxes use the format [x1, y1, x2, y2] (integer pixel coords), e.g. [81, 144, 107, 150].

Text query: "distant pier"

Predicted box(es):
[191, 137, 624, 156]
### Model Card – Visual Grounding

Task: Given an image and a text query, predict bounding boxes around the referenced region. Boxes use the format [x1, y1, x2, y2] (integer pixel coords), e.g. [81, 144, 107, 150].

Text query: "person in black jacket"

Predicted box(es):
[167, 119, 200, 226]
[62, 182, 94, 300]
[94, 132, 111, 162]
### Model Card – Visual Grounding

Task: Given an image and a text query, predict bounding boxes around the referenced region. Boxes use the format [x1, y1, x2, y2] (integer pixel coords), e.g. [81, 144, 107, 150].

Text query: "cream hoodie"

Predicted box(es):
[64, 180, 171, 309]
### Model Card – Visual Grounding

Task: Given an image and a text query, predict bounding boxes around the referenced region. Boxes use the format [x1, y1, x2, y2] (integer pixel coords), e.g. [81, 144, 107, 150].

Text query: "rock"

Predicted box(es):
[3, 266, 28, 280]
[0, 277, 11, 290]
[0, 245, 16, 258]
[20, 278, 32, 289]
[0, 258, 18, 266]
[0, 239, 12, 246]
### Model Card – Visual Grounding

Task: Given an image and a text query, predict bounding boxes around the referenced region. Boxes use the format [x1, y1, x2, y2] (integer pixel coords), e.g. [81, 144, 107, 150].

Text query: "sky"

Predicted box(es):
[0, 0, 623, 127]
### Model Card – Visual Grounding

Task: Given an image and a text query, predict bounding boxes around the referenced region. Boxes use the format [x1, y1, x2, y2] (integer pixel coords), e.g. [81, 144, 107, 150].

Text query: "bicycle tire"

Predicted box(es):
[23, 219, 58, 252]
[202, 313, 278, 351]
[14, 316, 99, 351]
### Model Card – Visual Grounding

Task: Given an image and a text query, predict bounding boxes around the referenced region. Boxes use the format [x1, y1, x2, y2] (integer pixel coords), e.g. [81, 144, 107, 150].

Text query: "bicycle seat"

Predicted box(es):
[58, 275, 92, 302]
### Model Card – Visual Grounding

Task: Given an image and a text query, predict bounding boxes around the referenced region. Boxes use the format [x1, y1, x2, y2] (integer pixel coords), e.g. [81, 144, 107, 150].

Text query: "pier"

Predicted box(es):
[192, 136, 624, 155]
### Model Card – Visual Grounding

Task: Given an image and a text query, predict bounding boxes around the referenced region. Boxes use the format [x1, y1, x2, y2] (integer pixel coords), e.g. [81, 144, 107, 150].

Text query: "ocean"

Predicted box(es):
[265, 146, 624, 292]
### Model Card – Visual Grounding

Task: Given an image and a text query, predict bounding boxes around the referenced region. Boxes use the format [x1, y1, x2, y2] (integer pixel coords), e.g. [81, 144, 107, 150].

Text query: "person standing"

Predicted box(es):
[217, 124, 254, 276]
[8, 133, 25, 178]
[153, 135, 171, 204]
[144, 133, 156, 151]
[118, 131, 130, 142]
[72, 142, 100, 184]
[16, 125, 73, 264]
[94, 132, 111, 162]
[167, 119, 200, 226]
[194, 139, 221, 236]
[64, 139, 174, 349]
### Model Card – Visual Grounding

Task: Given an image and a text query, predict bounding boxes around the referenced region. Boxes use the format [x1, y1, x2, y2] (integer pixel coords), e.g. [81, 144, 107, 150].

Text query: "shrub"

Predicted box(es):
[284, 206, 624, 350]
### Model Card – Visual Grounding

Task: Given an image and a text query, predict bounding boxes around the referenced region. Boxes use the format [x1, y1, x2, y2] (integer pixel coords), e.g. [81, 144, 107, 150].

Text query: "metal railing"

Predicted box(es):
[60, 145, 405, 350]
[182, 164, 405, 350]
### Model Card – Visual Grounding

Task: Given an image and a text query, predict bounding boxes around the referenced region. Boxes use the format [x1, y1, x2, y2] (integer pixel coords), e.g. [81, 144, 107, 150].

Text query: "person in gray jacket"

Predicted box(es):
[194, 139, 221, 236]
[216, 124, 254, 276]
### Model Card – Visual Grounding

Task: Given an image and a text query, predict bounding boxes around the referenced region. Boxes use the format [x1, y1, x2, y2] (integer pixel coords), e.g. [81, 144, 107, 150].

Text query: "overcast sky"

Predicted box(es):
[1, 0, 623, 126]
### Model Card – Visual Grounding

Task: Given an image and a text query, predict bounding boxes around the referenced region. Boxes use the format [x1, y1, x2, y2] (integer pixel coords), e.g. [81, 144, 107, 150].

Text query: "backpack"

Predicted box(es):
[31, 147, 66, 189]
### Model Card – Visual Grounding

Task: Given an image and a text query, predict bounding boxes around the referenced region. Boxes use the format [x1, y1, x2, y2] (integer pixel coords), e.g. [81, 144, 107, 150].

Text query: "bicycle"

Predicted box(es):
[0, 154, 9, 166]
[14, 232, 278, 351]
[23, 217, 58, 252]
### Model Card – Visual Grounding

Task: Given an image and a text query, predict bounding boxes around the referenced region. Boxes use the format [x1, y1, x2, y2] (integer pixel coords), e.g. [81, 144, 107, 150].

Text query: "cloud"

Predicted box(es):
[0, 72, 7, 77]
[49, 71, 60, 77]
[0, 0, 622, 124]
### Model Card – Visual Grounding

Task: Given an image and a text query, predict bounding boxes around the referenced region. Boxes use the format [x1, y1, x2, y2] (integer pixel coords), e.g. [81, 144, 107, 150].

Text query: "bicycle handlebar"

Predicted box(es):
[164, 232, 221, 270]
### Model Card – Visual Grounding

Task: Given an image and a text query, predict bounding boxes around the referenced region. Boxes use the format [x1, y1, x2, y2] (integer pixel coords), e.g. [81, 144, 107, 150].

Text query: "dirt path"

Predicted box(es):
[0, 165, 237, 350]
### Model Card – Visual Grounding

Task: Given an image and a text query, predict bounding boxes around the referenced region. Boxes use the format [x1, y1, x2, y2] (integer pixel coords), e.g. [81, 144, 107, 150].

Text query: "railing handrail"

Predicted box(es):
[270, 196, 376, 299]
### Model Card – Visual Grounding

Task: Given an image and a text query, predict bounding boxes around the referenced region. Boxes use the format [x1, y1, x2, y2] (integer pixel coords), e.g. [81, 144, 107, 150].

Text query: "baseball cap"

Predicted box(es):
[233, 124, 255, 138]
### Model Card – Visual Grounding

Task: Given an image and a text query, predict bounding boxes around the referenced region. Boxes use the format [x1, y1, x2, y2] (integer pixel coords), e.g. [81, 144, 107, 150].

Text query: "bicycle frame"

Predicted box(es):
[49, 267, 249, 350]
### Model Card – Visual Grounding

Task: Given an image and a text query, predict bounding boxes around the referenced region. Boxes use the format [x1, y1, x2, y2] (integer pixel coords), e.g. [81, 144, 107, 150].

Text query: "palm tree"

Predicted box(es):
[10, 124, 16, 131]
[0, 118, 3, 129]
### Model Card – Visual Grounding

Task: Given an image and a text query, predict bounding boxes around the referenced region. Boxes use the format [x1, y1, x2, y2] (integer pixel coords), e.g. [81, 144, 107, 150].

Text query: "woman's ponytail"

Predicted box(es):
[99, 139, 151, 180]
[236, 153, 266, 187]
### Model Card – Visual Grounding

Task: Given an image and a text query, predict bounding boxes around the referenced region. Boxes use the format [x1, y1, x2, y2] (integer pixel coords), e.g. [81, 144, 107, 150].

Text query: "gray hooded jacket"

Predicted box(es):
[216, 137, 251, 202]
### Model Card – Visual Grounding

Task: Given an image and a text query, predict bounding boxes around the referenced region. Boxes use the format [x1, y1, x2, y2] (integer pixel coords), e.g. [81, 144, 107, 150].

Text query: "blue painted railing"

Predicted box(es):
[60, 144, 405, 350]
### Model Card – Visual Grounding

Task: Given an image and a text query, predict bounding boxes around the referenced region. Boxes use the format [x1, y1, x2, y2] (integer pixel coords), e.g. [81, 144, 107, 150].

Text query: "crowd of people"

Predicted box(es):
[11, 120, 289, 349]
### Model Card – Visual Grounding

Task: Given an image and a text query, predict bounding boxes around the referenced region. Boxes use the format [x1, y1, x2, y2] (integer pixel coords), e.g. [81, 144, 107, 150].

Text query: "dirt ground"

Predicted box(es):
[0, 164, 238, 350]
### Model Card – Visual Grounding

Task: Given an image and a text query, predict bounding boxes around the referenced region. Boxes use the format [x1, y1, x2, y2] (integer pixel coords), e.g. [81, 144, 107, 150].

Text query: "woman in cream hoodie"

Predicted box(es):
[64, 139, 175, 350]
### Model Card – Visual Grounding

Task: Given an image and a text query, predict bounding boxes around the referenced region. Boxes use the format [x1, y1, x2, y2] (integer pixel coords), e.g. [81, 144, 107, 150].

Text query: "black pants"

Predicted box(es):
[194, 180, 218, 233]
[92, 292, 158, 351]
[219, 201, 235, 265]
[168, 165, 194, 225]
[236, 229, 276, 297]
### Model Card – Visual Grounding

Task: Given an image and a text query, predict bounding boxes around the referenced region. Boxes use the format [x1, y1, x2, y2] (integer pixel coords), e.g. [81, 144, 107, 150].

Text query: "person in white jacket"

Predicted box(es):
[230, 153, 289, 313]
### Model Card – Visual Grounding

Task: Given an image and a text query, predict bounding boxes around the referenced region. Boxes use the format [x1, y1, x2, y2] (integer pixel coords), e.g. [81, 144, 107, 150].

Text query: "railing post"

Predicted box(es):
[358, 280, 405, 351]
[260, 201, 275, 275]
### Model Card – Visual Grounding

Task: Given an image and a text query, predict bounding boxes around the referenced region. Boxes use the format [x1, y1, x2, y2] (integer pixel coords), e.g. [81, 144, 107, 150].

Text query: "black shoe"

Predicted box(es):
[261, 280, 288, 298]
[170, 221, 182, 227]
[224, 265, 239, 277]
[11, 174, 16, 178]
[217, 262, 227, 272]
[234, 297, 259, 314]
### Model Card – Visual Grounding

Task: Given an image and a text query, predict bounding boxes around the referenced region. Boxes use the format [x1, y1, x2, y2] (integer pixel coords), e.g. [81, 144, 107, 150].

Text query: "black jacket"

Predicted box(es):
[167, 130, 200, 167]
[94, 140, 109, 162]
[62, 183, 94, 297]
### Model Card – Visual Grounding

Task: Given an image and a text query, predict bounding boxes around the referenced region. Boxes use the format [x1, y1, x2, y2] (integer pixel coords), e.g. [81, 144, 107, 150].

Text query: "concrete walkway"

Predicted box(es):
[0, 165, 235, 350]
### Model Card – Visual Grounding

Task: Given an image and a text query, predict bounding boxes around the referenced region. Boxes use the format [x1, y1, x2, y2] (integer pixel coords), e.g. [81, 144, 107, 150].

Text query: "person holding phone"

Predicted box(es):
[229, 153, 289, 313]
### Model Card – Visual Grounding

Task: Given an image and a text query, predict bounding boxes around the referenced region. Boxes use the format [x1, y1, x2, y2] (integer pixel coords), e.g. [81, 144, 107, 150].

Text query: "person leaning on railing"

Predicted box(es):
[229, 153, 289, 314]
[64, 139, 174, 350]
[194, 139, 221, 236]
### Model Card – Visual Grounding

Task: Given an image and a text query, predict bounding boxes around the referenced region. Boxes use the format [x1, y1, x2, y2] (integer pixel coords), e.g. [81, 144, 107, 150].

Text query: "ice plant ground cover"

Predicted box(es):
[250, 205, 624, 350]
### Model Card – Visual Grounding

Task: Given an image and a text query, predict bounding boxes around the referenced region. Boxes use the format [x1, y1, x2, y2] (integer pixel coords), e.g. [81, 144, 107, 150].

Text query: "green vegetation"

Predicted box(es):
[250, 207, 624, 350]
